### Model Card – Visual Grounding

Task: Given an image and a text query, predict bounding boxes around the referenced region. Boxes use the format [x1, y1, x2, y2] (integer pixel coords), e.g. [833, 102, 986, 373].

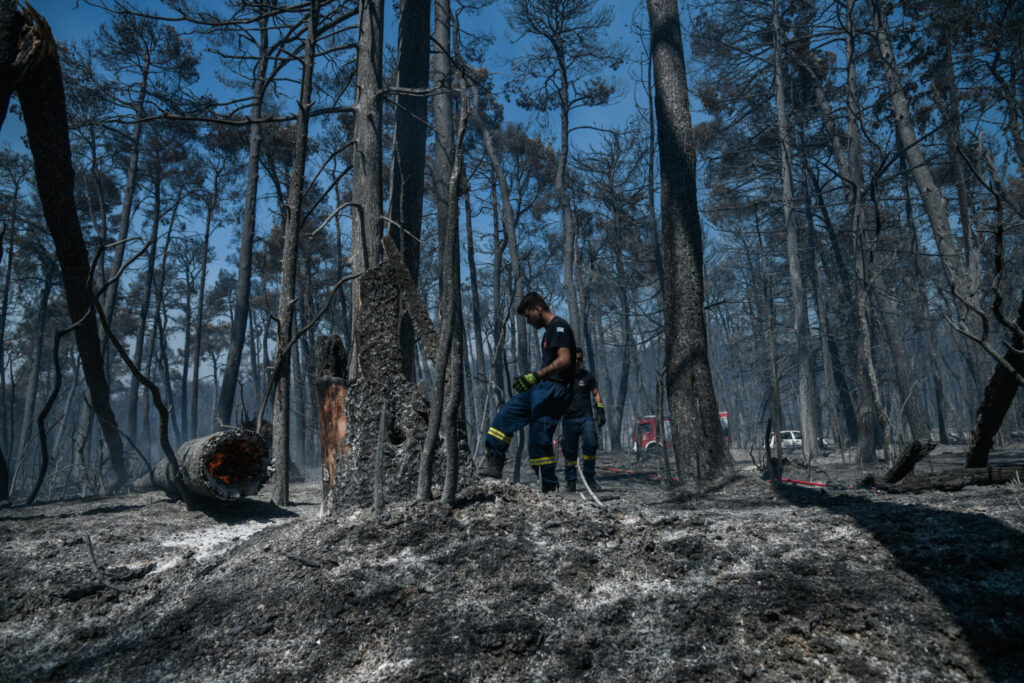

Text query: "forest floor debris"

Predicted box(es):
[2, 445, 1023, 681]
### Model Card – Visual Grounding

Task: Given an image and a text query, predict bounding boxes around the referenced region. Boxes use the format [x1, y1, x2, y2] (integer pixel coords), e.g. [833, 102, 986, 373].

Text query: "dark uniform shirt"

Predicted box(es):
[564, 367, 597, 418]
[541, 315, 576, 385]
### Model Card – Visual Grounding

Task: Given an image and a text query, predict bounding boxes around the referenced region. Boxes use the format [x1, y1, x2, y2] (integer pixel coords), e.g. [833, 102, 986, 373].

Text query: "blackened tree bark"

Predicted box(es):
[647, 0, 729, 479]
[966, 292, 1024, 467]
[191, 146, 229, 438]
[0, 4, 129, 487]
[464, 192, 487, 417]
[387, 0, 430, 382]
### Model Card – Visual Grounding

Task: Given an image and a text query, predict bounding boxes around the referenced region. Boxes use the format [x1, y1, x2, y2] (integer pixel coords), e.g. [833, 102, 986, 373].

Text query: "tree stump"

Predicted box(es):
[132, 429, 270, 501]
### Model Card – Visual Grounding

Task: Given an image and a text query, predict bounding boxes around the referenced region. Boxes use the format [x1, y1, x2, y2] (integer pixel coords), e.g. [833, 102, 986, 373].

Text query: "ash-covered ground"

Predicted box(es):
[2, 446, 1024, 682]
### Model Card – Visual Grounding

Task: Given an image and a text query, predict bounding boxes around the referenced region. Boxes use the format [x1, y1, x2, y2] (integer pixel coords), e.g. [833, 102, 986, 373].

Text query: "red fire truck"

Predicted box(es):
[631, 412, 730, 458]
[631, 416, 671, 459]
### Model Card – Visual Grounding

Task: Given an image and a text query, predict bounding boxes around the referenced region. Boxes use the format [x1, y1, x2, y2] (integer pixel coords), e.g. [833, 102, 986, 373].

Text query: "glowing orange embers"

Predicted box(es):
[207, 442, 262, 485]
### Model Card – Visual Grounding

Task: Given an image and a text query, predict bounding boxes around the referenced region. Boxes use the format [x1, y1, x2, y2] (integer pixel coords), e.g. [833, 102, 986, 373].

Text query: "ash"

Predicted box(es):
[2, 446, 1023, 681]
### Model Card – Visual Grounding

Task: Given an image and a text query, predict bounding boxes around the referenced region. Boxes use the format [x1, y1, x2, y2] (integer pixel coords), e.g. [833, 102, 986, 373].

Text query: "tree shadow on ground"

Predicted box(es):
[777, 485, 1024, 681]
[195, 498, 300, 524]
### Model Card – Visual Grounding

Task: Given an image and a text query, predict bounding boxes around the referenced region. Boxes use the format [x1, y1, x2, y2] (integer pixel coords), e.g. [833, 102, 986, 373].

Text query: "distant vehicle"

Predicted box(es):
[769, 430, 803, 451]
[632, 416, 672, 459]
[632, 413, 730, 457]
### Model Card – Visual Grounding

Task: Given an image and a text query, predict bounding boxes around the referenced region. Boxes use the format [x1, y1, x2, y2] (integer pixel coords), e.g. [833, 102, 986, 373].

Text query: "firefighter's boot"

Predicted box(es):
[534, 464, 559, 493]
[566, 480, 577, 493]
[478, 452, 505, 479]
[585, 474, 603, 492]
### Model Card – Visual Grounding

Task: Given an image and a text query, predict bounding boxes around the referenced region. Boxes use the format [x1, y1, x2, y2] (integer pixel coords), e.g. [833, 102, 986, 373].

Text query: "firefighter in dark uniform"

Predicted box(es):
[478, 292, 576, 492]
[560, 349, 605, 492]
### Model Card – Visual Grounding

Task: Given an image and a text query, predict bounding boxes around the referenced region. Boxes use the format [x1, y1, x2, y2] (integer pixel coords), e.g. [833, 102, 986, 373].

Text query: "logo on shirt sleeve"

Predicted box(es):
[556, 327, 564, 332]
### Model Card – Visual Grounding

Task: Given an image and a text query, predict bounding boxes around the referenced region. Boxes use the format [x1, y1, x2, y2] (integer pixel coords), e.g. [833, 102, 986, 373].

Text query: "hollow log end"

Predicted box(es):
[181, 429, 271, 501]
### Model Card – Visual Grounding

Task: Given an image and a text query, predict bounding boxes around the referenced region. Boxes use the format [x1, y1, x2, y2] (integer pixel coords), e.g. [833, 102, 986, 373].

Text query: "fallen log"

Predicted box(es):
[132, 429, 270, 501]
[882, 440, 937, 484]
[874, 465, 1024, 493]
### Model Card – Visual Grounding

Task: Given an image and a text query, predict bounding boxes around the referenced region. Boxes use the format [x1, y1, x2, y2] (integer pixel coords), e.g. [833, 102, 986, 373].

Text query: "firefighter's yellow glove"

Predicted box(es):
[512, 372, 539, 393]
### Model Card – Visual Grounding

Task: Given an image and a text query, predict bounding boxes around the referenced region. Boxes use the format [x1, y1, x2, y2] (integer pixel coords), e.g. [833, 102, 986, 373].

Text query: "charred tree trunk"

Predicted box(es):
[387, 0, 430, 382]
[191, 176, 218, 439]
[14, 268, 53, 481]
[882, 439, 937, 484]
[337, 263, 434, 507]
[470, 94, 528, 380]
[874, 466, 1024, 493]
[0, 5, 129, 487]
[647, 0, 729, 479]
[133, 429, 270, 502]
[465, 190, 488, 421]
[966, 290, 1024, 467]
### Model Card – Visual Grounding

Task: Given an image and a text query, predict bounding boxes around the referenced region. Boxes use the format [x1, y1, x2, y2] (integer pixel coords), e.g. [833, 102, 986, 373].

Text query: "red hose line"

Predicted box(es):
[777, 477, 827, 487]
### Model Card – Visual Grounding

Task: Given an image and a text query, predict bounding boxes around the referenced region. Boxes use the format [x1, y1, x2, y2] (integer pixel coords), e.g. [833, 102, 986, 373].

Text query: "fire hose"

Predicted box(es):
[598, 467, 875, 491]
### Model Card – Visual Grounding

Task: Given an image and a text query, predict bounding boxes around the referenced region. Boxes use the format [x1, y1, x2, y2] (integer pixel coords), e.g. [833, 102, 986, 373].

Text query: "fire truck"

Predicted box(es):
[631, 411, 730, 458]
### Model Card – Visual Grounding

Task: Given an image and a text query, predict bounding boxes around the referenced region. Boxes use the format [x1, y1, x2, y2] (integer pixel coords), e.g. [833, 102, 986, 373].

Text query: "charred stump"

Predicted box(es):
[334, 255, 472, 508]
[132, 429, 270, 502]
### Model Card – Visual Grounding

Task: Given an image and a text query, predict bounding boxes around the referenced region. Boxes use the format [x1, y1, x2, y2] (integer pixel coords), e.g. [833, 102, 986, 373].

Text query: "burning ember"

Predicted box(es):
[207, 442, 264, 486]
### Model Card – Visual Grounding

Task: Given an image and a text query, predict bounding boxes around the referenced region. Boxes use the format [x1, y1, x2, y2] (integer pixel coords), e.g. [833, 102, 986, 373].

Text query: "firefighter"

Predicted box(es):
[478, 292, 576, 492]
[560, 349, 605, 492]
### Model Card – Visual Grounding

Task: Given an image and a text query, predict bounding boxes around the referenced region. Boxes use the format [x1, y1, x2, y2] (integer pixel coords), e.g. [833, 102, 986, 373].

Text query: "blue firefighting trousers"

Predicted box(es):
[561, 414, 598, 482]
[486, 380, 572, 487]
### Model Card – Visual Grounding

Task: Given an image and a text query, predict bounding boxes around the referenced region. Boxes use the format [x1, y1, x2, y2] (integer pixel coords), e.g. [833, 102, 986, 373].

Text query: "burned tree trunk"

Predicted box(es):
[882, 439, 937, 484]
[334, 247, 472, 508]
[315, 334, 347, 517]
[647, 0, 730, 480]
[0, 4, 129, 487]
[966, 290, 1024, 467]
[133, 429, 270, 502]
[336, 266, 426, 506]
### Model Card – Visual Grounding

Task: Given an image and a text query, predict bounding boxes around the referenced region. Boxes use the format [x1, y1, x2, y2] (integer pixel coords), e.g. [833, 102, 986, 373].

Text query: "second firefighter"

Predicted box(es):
[561, 348, 605, 492]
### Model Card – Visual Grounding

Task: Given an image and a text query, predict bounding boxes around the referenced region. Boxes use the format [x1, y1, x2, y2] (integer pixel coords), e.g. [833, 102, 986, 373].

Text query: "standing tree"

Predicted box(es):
[388, 0, 431, 381]
[268, 0, 319, 506]
[646, 0, 729, 480]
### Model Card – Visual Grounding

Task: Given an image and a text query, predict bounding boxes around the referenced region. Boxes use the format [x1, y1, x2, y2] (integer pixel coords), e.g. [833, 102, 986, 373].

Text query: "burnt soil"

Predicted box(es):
[2, 446, 1024, 682]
